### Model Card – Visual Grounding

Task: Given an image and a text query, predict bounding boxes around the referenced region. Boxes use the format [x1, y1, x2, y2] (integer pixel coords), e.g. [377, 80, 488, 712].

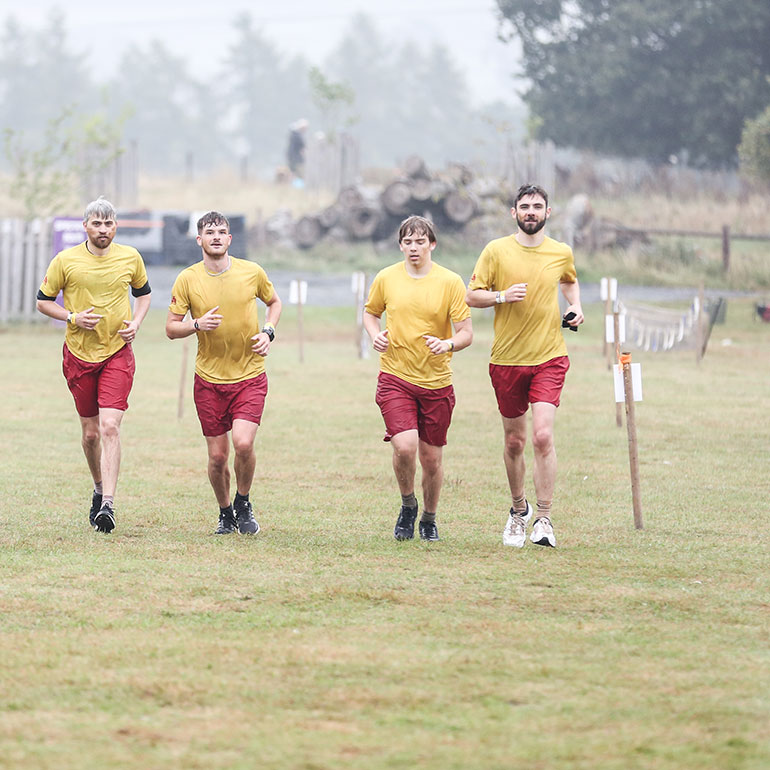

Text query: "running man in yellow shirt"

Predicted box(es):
[467, 183, 583, 549]
[36, 196, 152, 533]
[166, 211, 282, 535]
[364, 216, 473, 542]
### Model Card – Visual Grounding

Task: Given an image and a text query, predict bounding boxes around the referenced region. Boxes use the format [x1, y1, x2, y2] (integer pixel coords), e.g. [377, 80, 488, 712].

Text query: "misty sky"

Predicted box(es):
[11, 1, 521, 106]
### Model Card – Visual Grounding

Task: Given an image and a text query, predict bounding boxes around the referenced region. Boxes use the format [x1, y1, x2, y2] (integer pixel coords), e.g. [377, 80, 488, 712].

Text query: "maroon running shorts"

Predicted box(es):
[193, 372, 268, 437]
[375, 371, 455, 447]
[62, 343, 135, 417]
[489, 355, 570, 419]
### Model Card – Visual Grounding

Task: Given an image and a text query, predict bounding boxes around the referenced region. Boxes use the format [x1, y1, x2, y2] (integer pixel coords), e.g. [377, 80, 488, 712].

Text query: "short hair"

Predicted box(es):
[197, 211, 230, 234]
[513, 183, 549, 209]
[398, 215, 437, 244]
[83, 196, 116, 223]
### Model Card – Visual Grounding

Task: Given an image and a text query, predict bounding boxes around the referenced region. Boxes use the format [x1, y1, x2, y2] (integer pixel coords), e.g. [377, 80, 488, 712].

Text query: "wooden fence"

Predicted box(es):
[80, 141, 139, 209]
[0, 218, 53, 323]
[502, 140, 556, 200]
[595, 223, 770, 272]
[304, 132, 360, 194]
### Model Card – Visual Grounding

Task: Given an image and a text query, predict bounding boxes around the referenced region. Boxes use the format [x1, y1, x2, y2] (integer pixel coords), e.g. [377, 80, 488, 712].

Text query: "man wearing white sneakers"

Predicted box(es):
[466, 184, 583, 548]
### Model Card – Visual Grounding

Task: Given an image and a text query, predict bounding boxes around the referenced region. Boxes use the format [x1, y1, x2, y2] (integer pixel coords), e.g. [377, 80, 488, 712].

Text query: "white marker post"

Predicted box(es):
[351, 271, 369, 359]
[601, 277, 617, 362]
[289, 279, 308, 363]
[696, 283, 705, 365]
[615, 351, 643, 530]
[606, 309, 626, 426]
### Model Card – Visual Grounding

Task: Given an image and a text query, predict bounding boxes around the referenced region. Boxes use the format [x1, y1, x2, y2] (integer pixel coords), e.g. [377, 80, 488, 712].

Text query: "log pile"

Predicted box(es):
[267, 156, 512, 250]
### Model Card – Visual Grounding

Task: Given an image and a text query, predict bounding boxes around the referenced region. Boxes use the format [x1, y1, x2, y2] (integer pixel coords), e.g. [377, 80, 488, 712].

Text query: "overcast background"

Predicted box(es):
[12, 1, 521, 107]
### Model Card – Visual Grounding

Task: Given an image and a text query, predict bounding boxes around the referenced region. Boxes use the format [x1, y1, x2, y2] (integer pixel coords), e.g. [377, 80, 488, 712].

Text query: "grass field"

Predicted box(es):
[1, 299, 769, 769]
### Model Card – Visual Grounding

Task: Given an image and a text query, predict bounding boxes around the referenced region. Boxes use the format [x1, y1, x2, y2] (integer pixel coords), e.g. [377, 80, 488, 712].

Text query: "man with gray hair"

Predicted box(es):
[36, 196, 152, 533]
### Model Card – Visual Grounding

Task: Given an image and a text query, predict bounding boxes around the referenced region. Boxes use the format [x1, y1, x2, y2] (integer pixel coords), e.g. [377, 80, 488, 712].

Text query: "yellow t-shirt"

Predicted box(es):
[365, 261, 471, 389]
[169, 257, 275, 384]
[468, 235, 577, 366]
[39, 241, 150, 363]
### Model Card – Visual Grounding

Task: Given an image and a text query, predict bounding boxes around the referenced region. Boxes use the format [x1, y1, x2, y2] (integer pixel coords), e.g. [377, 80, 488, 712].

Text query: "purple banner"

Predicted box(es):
[52, 217, 85, 255]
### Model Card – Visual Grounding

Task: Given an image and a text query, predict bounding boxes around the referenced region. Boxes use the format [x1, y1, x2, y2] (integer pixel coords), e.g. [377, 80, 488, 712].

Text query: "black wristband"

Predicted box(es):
[194, 319, 200, 330]
[261, 325, 275, 342]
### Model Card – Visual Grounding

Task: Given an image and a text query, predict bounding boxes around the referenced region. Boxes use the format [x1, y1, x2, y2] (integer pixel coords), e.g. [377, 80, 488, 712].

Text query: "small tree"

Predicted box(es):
[4, 106, 126, 219]
[738, 105, 770, 183]
[308, 66, 357, 139]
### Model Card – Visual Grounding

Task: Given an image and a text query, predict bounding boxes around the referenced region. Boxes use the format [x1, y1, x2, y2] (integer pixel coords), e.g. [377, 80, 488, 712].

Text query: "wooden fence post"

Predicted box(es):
[722, 225, 730, 273]
[696, 285, 705, 365]
[620, 352, 643, 530]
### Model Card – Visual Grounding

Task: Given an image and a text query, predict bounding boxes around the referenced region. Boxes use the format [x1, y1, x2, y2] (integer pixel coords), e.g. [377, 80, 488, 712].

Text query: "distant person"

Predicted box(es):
[286, 118, 308, 181]
[364, 215, 473, 541]
[166, 211, 282, 535]
[466, 183, 583, 549]
[36, 196, 152, 533]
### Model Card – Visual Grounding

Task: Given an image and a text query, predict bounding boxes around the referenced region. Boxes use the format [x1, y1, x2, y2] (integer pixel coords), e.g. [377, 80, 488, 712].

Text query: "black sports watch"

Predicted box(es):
[261, 324, 275, 342]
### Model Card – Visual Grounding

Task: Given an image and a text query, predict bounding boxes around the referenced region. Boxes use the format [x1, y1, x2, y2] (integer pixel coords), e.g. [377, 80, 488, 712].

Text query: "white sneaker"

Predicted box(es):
[502, 501, 533, 547]
[530, 516, 556, 548]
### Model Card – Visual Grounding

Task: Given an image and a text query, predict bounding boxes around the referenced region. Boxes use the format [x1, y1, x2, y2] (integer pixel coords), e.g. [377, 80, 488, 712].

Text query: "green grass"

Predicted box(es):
[1, 300, 769, 769]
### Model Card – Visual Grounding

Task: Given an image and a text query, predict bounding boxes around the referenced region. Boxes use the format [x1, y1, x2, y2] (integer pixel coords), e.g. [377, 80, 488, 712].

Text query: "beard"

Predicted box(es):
[202, 243, 228, 258]
[91, 234, 114, 248]
[516, 214, 546, 235]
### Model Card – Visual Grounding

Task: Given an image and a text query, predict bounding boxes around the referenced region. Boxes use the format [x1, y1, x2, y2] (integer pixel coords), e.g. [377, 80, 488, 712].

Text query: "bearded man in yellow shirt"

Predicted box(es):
[166, 212, 282, 535]
[36, 197, 152, 533]
[467, 184, 584, 549]
[364, 216, 473, 542]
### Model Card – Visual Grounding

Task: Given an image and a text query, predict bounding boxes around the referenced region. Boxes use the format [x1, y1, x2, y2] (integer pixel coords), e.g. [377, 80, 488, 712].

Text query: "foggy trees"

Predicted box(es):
[108, 41, 223, 171]
[0, 9, 518, 180]
[496, 0, 770, 168]
[0, 12, 125, 216]
[0, 11, 94, 147]
[221, 14, 311, 168]
[325, 13, 505, 167]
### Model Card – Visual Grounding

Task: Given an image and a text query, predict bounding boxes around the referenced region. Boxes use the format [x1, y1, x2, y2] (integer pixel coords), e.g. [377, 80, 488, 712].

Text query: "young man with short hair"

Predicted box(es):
[36, 196, 152, 533]
[364, 216, 473, 541]
[466, 183, 583, 548]
[166, 211, 282, 535]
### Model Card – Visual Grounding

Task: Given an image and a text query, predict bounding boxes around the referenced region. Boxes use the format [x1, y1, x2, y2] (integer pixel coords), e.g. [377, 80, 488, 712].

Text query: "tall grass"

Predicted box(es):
[1, 299, 768, 769]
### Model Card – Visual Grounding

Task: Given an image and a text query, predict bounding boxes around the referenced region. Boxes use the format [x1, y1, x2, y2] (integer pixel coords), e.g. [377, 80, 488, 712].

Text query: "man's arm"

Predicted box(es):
[263, 292, 282, 328]
[466, 284, 528, 308]
[251, 292, 283, 356]
[165, 310, 194, 339]
[450, 316, 473, 351]
[423, 316, 473, 355]
[363, 311, 389, 353]
[36, 297, 69, 323]
[36, 296, 103, 329]
[560, 279, 584, 327]
[118, 293, 152, 342]
[165, 305, 224, 339]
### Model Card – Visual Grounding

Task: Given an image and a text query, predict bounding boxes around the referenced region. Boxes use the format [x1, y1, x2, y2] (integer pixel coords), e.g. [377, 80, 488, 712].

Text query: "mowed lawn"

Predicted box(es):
[0, 298, 768, 770]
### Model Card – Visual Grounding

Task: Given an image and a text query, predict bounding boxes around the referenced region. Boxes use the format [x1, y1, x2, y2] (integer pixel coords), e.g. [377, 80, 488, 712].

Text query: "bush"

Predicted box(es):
[739, 105, 770, 183]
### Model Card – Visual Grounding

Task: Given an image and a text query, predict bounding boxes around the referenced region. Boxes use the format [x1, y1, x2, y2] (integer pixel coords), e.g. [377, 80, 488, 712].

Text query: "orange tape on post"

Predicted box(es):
[619, 352, 632, 366]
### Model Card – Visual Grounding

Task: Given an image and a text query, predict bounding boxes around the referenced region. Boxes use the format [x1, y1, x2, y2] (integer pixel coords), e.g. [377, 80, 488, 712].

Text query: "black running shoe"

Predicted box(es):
[214, 509, 237, 535]
[419, 520, 440, 541]
[394, 505, 418, 541]
[234, 500, 260, 535]
[89, 491, 102, 528]
[94, 502, 115, 533]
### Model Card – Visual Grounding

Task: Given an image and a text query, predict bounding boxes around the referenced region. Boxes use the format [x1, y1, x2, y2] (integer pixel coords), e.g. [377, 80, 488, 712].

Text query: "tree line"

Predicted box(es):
[496, 0, 770, 171]
[4, 3, 767, 200]
[0, 10, 524, 180]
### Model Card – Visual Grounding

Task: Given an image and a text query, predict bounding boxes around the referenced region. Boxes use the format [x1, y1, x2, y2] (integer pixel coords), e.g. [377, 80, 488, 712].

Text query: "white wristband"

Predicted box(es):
[495, 291, 505, 304]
